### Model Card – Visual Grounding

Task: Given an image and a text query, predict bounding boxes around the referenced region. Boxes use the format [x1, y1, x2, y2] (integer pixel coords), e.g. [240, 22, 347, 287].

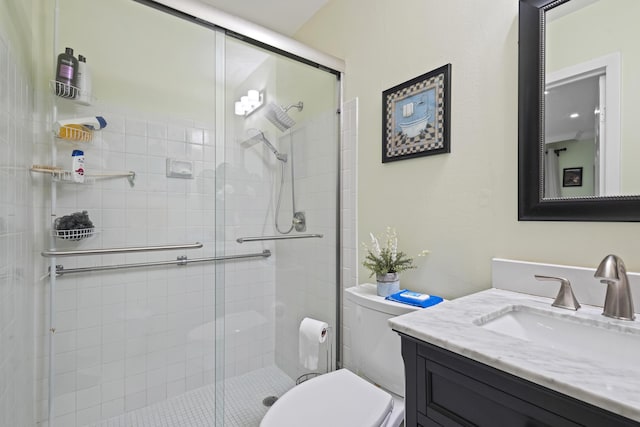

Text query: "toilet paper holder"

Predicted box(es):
[296, 326, 333, 385]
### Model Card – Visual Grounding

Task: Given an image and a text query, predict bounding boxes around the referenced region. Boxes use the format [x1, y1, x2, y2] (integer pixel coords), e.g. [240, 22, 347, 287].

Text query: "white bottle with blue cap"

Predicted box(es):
[72, 150, 85, 183]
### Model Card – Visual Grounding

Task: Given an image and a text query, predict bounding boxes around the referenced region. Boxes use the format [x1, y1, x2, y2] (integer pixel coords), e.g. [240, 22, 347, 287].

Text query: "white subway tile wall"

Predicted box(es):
[31, 102, 345, 426]
[34, 102, 222, 426]
[221, 122, 278, 380]
[0, 31, 36, 427]
[341, 98, 358, 370]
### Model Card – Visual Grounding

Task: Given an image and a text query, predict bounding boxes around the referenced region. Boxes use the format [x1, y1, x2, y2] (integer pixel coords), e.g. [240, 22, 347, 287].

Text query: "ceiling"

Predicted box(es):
[545, 75, 599, 144]
[199, 0, 329, 36]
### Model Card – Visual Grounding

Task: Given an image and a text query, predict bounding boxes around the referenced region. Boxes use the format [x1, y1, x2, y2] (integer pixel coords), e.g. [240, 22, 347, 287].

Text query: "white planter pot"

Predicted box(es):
[376, 272, 400, 297]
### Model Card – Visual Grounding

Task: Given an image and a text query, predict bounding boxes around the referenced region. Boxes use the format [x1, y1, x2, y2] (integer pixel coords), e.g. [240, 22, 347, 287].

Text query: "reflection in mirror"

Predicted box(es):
[544, 55, 620, 198]
[544, 76, 598, 198]
[543, 0, 638, 199]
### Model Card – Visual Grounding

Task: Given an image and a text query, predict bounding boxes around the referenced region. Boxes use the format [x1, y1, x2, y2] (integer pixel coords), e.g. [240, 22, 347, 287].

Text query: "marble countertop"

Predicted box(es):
[389, 288, 640, 422]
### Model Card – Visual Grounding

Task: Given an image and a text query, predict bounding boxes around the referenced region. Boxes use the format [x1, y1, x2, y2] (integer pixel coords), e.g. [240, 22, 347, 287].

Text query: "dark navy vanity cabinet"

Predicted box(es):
[399, 334, 639, 427]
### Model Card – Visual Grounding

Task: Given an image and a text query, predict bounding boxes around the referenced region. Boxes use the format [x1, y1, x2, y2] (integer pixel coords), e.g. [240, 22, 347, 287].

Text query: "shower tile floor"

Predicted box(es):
[86, 366, 294, 427]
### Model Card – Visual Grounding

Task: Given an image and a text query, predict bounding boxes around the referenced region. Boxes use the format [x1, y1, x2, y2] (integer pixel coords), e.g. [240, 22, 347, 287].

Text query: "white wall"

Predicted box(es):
[0, 0, 36, 426]
[547, 138, 596, 198]
[296, 0, 640, 301]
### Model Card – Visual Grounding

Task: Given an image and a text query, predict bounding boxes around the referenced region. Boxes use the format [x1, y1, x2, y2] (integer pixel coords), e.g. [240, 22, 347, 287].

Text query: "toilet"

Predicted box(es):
[260, 283, 422, 427]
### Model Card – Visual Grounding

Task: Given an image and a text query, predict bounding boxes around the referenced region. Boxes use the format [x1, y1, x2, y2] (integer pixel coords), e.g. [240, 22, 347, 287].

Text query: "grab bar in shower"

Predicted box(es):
[236, 233, 324, 243]
[52, 249, 271, 276]
[41, 242, 203, 258]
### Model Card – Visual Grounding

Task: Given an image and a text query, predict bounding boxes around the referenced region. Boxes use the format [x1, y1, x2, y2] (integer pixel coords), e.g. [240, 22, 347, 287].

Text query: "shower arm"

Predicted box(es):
[283, 101, 303, 112]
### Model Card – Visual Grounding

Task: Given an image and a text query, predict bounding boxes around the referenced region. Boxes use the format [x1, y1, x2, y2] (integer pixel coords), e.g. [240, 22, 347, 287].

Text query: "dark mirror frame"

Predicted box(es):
[518, 0, 640, 221]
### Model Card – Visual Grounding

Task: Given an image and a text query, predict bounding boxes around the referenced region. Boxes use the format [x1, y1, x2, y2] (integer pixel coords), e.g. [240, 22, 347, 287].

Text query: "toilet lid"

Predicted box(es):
[260, 369, 394, 427]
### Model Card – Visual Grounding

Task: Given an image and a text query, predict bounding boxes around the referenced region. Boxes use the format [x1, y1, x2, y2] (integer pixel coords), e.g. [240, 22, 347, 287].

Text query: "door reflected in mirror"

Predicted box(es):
[543, 0, 640, 199]
[544, 76, 598, 198]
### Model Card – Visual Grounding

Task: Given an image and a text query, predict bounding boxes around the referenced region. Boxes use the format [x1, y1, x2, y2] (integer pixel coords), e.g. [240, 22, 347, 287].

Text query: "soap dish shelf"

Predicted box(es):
[30, 166, 136, 187]
[50, 80, 80, 99]
[53, 227, 97, 241]
[53, 126, 93, 143]
[49, 80, 95, 103]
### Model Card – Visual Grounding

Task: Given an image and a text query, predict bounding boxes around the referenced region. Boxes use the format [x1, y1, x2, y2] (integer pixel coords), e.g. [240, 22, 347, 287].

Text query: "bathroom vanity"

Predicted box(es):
[390, 289, 640, 427]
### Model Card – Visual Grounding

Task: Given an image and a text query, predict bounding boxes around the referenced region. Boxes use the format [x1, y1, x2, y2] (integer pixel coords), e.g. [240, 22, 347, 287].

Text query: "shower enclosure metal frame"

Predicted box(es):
[43, 1, 343, 425]
[139, 0, 344, 73]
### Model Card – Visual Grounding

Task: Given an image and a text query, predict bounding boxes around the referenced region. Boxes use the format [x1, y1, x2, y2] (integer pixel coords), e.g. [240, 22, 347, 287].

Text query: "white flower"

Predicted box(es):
[391, 236, 398, 262]
[385, 227, 398, 262]
[369, 232, 381, 256]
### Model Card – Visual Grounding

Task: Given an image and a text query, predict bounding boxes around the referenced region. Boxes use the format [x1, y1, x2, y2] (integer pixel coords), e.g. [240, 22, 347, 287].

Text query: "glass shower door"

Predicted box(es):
[218, 34, 340, 426]
[46, 1, 222, 426]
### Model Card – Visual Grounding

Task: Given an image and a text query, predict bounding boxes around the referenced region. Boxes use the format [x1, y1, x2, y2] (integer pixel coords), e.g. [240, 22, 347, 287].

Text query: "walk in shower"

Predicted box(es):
[31, 1, 342, 425]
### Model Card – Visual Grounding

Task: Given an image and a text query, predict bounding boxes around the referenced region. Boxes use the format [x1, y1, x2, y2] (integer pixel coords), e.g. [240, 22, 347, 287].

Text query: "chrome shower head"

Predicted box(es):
[264, 101, 303, 132]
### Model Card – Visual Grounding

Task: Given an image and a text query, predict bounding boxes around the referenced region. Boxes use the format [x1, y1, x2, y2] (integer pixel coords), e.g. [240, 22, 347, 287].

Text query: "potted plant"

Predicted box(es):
[362, 227, 428, 296]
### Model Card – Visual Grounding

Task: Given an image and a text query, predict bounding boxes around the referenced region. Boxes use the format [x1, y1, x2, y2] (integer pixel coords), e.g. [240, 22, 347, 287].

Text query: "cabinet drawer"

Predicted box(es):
[423, 356, 580, 427]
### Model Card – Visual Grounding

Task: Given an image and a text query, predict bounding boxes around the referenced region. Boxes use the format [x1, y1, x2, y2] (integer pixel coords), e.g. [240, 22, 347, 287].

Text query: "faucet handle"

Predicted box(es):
[534, 275, 581, 311]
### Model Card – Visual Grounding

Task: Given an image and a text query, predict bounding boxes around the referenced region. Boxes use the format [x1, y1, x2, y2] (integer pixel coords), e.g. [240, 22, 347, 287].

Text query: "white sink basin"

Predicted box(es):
[475, 305, 640, 370]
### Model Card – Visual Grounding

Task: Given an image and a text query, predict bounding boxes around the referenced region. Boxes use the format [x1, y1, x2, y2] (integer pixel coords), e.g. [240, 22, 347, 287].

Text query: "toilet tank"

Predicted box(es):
[344, 284, 420, 397]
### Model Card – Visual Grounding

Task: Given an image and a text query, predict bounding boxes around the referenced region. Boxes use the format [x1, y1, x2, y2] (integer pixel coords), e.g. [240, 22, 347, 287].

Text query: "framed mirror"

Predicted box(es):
[519, 0, 640, 221]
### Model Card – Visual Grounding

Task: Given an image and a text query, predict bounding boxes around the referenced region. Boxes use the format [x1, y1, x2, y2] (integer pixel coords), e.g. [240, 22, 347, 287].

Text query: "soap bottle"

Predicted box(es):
[76, 55, 92, 105]
[71, 150, 85, 183]
[55, 47, 79, 98]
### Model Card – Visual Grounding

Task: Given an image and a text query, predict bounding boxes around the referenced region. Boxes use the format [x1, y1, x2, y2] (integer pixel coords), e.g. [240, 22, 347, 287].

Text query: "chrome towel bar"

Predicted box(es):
[53, 249, 271, 276]
[236, 233, 323, 243]
[41, 242, 203, 258]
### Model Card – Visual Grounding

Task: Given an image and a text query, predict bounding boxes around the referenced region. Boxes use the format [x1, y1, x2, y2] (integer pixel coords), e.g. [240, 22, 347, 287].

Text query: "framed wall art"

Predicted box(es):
[562, 167, 583, 187]
[382, 63, 451, 163]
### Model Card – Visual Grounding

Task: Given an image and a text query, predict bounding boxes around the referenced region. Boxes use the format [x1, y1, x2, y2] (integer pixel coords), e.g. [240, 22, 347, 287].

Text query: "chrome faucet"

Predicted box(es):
[594, 254, 635, 321]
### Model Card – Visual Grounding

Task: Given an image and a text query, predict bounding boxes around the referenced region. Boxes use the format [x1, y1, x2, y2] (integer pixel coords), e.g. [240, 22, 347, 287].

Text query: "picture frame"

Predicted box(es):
[562, 167, 583, 187]
[382, 63, 451, 163]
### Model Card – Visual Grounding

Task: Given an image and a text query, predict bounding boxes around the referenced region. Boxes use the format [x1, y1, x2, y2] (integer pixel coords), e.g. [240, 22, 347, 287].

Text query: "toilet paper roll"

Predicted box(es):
[299, 317, 328, 370]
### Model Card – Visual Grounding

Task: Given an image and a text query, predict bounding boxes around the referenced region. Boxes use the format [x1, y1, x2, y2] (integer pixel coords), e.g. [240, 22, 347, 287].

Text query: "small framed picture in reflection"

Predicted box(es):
[562, 167, 583, 187]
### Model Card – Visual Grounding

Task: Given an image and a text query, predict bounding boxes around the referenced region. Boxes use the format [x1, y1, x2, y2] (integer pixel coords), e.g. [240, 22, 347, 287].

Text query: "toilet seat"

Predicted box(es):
[260, 369, 394, 427]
